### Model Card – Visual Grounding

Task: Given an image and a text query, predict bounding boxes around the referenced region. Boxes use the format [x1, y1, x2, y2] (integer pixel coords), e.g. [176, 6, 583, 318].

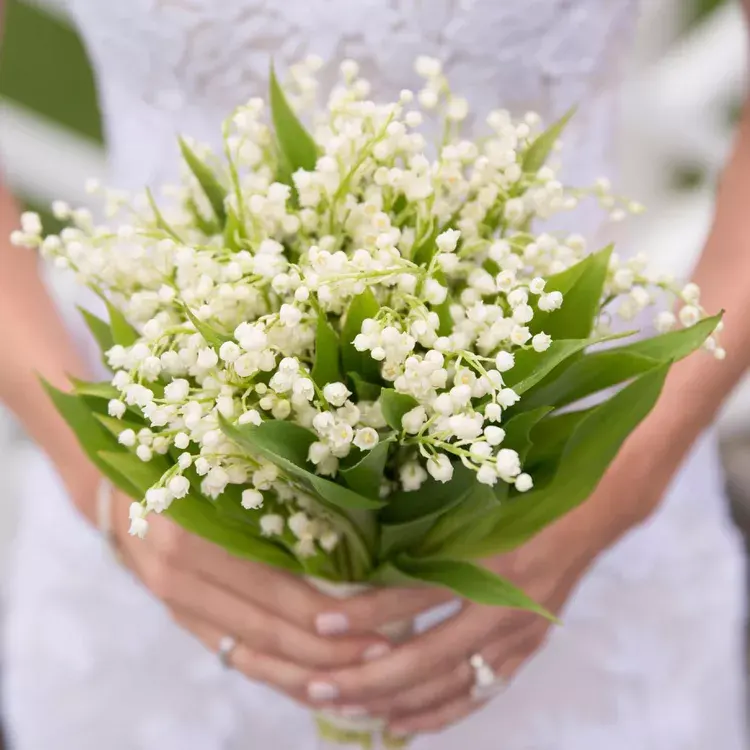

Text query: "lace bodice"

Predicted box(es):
[65, 0, 638, 192]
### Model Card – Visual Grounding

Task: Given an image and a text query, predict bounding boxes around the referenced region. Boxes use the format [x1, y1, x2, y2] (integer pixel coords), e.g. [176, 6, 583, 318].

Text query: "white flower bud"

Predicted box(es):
[425, 279, 448, 305]
[168, 475, 190, 499]
[238, 409, 262, 426]
[128, 517, 149, 538]
[402, 405, 427, 434]
[260, 514, 284, 536]
[241, 489, 264, 509]
[426, 454, 454, 483]
[515, 473, 534, 492]
[353, 427, 379, 450]
[219, 341, 241, 363]
[477, 464, 498, 486]
[679, 305, 700, 327]
[108, 399, 126, 419]
[496, 448, 521, 480]
[495, 351, 515, 372]
[484, 426, 506, 446]
[323, 382, 351, 407]
[532, 333, 552, 352]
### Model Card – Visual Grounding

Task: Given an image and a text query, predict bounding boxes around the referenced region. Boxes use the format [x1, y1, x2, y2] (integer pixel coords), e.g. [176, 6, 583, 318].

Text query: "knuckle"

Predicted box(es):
[144, 559, 176, 601]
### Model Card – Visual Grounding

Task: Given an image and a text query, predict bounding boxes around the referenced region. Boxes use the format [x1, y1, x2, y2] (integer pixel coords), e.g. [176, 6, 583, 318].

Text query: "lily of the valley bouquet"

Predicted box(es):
[16, 57, 720, 640]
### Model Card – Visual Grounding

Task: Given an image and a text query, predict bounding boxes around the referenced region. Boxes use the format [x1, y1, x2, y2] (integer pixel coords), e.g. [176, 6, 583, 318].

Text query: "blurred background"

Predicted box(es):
[0, 0, 747, 744]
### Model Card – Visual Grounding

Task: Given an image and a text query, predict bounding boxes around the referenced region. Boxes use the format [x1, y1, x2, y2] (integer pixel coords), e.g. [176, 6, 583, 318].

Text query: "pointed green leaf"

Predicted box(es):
[341, 289, 381, 383]
[146, 187, 182, 241]
[104, 299, 139, 347]
[185, 195, 220, 236]
[533, 245, 613, 339]
[69, 377, 120, 401]
[522, 313, 720, 411]
[311, 313, 343, 388]
[42, 381, 141, 498]
[394, 557, 555, 619]
[269, 64, 318, 173]
[78, 307, 114, 353]
[379, 464, 476, 557]
[349, 372, 382, 402]
[223, 204, 246, 250]
[183, 305, 230, 349]
[179, 137, 227, 224]
[458, 363, 670, 558]
[379, 389, 419, 432]
[340, 437, 394, 499]
[505, 332, 629, 395]
[524, 408, 593, 470]
[522, 106, 576, 173]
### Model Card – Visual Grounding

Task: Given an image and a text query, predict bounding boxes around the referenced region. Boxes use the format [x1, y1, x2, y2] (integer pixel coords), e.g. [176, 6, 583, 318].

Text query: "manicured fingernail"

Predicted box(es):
[316, 612, 349, 635]
[338, 706, 368, 718]
[362, 643, 391, 661]
[308, 681, 339, 701]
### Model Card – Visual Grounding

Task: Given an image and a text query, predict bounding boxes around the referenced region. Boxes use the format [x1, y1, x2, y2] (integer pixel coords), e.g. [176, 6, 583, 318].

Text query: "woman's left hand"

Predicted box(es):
[305, 466, 650, 737]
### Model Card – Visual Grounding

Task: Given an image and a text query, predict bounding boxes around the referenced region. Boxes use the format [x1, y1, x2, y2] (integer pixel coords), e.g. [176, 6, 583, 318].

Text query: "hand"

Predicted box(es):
[108, 489, 394, 705]
[303, 431, 674, 736]
[302, 508, 608, 736]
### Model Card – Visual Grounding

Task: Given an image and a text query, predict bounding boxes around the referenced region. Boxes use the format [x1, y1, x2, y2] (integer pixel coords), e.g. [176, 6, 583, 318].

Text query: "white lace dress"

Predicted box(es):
[2, 2, 747, 748]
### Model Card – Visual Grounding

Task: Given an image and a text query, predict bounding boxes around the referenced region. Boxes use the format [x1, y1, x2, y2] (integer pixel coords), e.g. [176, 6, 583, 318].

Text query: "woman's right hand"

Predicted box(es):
[109, 488, 392, 706]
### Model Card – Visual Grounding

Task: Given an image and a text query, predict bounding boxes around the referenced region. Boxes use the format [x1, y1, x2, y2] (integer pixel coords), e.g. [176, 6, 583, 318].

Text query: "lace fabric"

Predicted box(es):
[2, 2, 747, 748]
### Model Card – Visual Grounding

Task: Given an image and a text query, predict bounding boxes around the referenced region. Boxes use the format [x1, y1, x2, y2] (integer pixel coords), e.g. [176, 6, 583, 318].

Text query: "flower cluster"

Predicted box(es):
[13, 56, 720, 548]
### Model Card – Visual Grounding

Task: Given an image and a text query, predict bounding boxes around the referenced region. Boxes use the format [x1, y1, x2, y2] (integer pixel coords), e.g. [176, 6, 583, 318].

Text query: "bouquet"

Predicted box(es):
[14, 56, 721, 747]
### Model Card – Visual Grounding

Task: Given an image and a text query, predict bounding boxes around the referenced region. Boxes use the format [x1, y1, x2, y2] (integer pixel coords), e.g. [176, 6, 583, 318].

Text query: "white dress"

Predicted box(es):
[2, 2, 747, 748]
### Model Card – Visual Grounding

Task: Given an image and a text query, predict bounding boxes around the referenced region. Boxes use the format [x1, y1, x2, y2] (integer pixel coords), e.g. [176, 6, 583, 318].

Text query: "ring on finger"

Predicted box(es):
[217, 635, 238, 669]
[469, 653, 506, 701]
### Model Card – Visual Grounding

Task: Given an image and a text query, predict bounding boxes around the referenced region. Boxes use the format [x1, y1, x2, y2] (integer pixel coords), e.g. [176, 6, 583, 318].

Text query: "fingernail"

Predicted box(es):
[338, 706, 368, 719]
[308, 681, 339, 702]
[316, 612, 349, 636]
[362, 643, 391, 662]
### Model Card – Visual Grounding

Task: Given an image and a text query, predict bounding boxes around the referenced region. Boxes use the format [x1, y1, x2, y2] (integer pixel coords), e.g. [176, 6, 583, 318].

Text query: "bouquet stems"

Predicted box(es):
[308, 578, 414, 749]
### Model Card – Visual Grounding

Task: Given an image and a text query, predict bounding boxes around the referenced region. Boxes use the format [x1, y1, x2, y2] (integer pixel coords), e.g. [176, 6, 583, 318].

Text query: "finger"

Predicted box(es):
[388, 692, 477, 737]
[308, 604, 499, 704]
[140, 553, 386, 669]
[388, 645, 535, 737]
[144, 515, 337, 633]
[171, 611, 314, 703]
[366, 622, 537, 719]
[323, 586, 454, 635]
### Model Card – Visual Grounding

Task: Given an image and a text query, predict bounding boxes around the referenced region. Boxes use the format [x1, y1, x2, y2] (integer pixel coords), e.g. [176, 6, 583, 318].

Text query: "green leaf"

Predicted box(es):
[379, 464, 477, 558]
[521, 350, 657, 410]
[524, 408, 593, 470]
[77, 307, 114, 353]
[219, 416, 384, 511]
[185, 195, 220, 236]
[183, 305, 230, 349]
[311, 313, 343, 388]
[42, 381, 141, 498]
[146, 187, 182, 242]
[460, 363, 671, 558]
[69, 377, 120, 401]
[98, 451, 301, 573]
[505, 334, 625, 395]
[533, 246, 613, 339]
[412, 223, 439, 267]
[340, 437, 394, 499]
[104, 299, 139, 347]
[349, 373, 382, 402]
[223, 204, 246, 250]
[178, 137, 227, 224]
[522, 106, 575, 173]
[379, 389, 419, 432]
[614, 313, 721, 361]
[341, 289, 381, 383]
[393, 557, 555, 619]
[269, 64, 318, 173]
[522, 314, 720, 411]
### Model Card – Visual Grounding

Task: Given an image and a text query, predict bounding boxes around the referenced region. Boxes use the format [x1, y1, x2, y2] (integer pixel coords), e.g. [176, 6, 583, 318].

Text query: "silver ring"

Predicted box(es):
[469, 653, 505, 701]
[217, 635, 237, 669]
